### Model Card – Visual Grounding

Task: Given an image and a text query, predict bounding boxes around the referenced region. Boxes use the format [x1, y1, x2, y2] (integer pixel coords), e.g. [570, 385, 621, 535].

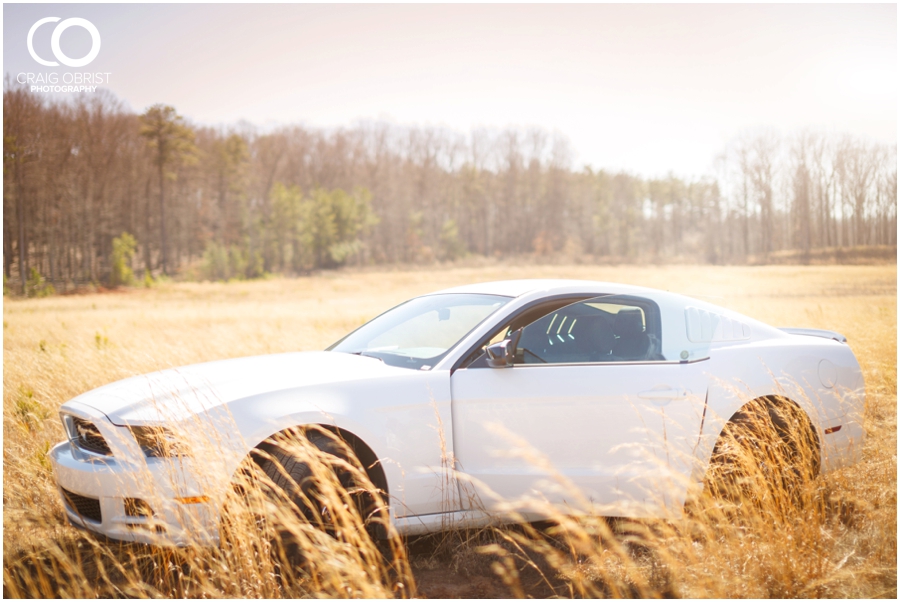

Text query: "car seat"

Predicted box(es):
[612, 309, 650, 360]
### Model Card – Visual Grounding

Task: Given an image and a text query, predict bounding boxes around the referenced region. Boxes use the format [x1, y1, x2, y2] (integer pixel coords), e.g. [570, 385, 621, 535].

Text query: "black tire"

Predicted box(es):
[705, 398, 819, 506]
[219, 429, 398, 592]
[220, 428, 394, 568]
[255, 431, 365, 533]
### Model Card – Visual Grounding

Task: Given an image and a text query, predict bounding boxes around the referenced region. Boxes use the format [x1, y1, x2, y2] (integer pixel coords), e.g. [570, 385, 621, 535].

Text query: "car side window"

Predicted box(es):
[514, 295, 664, 364]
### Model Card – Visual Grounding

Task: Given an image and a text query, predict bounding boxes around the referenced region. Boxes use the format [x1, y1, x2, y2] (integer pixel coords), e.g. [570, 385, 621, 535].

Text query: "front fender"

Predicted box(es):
[222, 371, 456, 519]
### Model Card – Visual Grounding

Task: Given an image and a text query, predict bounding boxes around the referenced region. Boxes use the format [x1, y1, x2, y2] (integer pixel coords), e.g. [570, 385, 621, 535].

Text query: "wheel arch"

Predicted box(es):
[701, 393, 822, 477]
[241, 422, 390, 501]
[318, 424, 390, 500]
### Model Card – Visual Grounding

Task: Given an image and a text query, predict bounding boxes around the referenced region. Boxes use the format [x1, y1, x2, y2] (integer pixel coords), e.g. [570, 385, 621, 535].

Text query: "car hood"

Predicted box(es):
[68, 351, 404, 426]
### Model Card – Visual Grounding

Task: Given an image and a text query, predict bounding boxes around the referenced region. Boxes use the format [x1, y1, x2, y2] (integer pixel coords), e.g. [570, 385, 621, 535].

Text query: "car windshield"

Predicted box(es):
[328, 293, 511, 369]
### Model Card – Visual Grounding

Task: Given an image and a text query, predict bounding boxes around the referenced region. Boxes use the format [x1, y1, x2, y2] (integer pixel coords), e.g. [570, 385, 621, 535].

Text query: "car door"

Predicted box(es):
[450, 295, 709, 517]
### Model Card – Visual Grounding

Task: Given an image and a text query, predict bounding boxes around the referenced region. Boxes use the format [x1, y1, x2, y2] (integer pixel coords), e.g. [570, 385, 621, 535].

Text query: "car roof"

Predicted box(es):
[426, 279, 660, 299]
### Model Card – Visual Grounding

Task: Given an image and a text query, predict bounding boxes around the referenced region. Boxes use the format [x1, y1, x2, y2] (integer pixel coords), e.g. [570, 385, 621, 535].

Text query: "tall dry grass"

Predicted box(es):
[3, 264, 896, 597]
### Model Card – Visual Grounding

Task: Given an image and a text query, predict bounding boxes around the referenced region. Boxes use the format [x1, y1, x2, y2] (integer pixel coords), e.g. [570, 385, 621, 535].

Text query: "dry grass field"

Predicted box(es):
[3, 264, 896, 598]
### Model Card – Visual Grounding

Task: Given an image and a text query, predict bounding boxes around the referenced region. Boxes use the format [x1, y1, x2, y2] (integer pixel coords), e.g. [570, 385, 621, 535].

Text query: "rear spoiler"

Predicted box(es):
[779, 327, 847, 344]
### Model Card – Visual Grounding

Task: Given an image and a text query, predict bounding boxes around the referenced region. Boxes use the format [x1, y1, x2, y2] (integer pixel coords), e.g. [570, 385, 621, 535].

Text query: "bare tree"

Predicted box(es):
[746, 131, 780, 258]
[790, 132, 815, 258]
[3, 83, 897, 293]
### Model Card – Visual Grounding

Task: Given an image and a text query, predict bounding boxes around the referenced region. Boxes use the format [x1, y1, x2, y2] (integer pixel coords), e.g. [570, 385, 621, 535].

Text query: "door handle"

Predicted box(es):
[638, 387, 690, 404]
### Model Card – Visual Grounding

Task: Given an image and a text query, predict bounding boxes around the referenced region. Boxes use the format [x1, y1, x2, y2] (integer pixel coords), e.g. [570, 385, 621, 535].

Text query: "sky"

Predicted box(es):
[3, 3, 897, 178]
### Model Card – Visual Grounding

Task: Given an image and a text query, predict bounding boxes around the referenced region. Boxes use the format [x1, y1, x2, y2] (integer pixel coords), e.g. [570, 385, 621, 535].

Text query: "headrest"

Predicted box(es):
[614, 309, 644, 336]
[575, 314, 611, 335]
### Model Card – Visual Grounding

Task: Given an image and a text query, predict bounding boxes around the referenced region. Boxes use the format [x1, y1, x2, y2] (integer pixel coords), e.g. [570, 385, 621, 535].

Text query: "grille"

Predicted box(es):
[61, 488, 102, 523]
[71, 417, 112, 456]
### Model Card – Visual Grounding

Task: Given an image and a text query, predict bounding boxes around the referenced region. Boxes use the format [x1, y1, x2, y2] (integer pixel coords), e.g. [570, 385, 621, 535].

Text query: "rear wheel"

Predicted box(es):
[705, 397, 819, 506]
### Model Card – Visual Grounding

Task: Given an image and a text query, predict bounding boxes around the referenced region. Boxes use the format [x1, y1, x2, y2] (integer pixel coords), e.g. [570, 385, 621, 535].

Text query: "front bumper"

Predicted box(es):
[49, 405, 219, 546]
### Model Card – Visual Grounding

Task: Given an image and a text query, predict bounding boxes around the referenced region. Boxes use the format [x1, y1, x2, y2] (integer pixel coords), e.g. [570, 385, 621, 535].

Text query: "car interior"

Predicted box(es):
[460, 295, 664, 368]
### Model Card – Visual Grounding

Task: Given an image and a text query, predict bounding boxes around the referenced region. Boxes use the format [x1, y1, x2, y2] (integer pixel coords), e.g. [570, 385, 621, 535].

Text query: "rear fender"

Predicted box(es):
[693, 342, 856, 480]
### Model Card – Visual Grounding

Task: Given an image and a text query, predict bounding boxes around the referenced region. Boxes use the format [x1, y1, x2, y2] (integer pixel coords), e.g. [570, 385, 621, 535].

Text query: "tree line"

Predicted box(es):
[3, 84, 896, 294]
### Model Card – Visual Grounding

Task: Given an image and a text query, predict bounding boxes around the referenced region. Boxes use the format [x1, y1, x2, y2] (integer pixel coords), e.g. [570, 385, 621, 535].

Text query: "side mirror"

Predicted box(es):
[485, 328, 522, 369]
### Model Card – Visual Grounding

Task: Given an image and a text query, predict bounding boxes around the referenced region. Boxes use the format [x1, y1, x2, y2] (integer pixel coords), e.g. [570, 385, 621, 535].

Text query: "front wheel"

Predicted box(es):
[221, 429, 387, 560]
[257, 430, 386, 538]
[219, 429, 409, 595]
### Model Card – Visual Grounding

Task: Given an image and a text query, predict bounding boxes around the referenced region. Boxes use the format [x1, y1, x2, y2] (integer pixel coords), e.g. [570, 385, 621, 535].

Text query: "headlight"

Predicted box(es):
[61, 413, 114, 456]
[130, 426, 186, 458]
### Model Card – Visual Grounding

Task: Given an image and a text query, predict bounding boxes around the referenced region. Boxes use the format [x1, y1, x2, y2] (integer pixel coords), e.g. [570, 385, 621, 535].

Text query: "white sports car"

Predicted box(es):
[50, 279, 865, 545]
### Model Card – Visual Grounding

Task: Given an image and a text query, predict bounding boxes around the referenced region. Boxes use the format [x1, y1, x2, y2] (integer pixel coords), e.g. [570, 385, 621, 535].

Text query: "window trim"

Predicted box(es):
[451, 293, 592, 373]
[454, 293, 667, 371]
[482, 356, 710, 369]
